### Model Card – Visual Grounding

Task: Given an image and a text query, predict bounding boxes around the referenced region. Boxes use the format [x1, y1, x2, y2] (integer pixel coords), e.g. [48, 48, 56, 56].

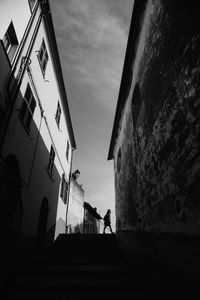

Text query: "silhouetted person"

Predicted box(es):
[72, 169, 80, 181]
[103, 209, 113, 234]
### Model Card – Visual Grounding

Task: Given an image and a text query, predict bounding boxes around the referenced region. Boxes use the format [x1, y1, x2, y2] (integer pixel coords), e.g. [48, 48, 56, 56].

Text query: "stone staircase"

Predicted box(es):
[4, 233, 197, 299]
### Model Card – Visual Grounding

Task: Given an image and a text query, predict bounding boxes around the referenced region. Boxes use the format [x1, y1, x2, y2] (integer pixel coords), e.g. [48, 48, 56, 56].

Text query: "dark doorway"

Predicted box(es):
[0, 155, 22, 278]
[36, 197, 49, 252]
[0, 155, 22, 240]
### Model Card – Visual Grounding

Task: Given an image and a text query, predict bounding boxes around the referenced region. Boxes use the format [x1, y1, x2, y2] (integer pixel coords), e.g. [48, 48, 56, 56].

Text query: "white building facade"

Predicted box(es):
[0, 0, 76, 265]
[66, 176, 84, 234]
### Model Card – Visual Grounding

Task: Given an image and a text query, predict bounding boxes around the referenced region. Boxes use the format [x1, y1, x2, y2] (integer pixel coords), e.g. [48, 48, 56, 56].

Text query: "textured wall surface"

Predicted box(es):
[115, 0, 200, 233]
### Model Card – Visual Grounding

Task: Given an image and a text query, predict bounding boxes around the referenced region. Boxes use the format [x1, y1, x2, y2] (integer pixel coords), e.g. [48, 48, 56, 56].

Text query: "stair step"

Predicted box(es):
[10, 233, 170, 299]
[43, 258, 126, 265]
[13, 271, 160, 292]
[16, 264, 131, 274]
[7, 283, 169, 300]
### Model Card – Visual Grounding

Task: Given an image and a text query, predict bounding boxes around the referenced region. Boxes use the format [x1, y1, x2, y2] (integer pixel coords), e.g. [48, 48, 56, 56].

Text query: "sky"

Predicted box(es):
[49, 0, 133, 230]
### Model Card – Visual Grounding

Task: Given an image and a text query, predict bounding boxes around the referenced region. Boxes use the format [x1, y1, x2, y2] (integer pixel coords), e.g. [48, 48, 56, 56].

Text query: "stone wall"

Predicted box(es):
[115, 0, 200, 233]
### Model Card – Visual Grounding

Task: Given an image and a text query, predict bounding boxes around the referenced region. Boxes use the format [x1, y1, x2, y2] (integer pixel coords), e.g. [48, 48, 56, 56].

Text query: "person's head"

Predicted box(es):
[107, 209, 111, 214]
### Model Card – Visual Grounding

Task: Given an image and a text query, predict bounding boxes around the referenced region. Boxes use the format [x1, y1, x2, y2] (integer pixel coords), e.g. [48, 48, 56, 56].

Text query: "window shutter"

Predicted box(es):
[60, 173, 65, 198]
[60, 174, 69, 204]
[63, 181, 68, 204]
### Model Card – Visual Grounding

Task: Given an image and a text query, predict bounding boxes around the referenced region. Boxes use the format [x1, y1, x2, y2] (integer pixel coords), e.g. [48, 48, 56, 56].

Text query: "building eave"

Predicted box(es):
[41, 0, 76, 150]
[107, 0, 147, 160]
[84, 202, 102, 220]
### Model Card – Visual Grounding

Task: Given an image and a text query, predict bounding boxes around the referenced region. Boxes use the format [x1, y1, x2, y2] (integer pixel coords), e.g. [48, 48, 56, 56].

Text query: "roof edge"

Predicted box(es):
[107, 0, 147, 160]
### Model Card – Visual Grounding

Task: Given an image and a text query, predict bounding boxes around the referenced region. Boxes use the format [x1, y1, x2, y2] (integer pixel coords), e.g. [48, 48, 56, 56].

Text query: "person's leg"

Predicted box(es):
[103, 225, 106, 234]
[109, 225, 113, 233]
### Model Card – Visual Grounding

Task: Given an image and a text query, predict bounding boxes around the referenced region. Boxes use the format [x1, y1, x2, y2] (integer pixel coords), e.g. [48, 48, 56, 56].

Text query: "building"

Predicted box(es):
[0, 0, 76, 269]
[108, 0, 200, 234]
[83, 202, 102, 234]
[66, 172, 84, 234]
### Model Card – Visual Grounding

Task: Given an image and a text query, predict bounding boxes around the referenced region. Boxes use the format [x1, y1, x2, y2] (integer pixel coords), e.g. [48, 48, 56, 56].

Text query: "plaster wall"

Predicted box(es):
[114, 0, 200, 234]
[114, 0, 153, 231]
[67, 178, 84, 234]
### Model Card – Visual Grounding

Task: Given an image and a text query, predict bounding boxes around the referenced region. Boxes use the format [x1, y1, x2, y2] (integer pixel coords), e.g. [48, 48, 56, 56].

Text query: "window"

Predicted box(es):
[55, 102, 61, 128]
[66, 141, 69, 162]
[47, 146, 55, 176]
[38, 39, 49, 76]
[19, 84, 36, 131]
[60, 173, 68, 204]
[3, 21, 18, 62]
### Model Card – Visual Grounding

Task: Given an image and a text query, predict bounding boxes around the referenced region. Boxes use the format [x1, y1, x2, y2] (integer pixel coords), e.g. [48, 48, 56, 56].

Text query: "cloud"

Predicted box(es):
[87, 179, 115, 212]
[50, 0, 129, 111]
